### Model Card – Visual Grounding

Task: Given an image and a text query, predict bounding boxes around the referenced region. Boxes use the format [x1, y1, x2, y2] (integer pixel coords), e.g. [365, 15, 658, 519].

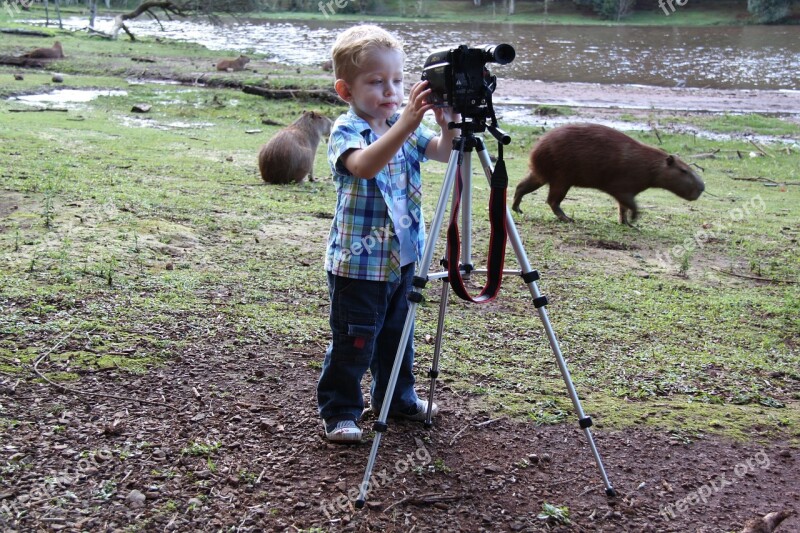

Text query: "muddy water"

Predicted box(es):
[56, 16, 799, 90]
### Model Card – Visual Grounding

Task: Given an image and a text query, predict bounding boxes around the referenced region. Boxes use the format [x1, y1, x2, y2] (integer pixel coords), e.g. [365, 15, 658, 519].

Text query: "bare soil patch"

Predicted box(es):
[1, 329, 798, 532]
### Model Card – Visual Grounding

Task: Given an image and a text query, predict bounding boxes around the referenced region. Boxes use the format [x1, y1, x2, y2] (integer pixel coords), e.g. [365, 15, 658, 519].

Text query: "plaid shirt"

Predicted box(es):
[325, 109, 436, 283]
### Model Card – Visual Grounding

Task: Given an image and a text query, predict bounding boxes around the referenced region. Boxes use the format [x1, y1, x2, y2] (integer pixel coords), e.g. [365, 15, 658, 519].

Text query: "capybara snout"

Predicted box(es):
[512, 123, 704, 225]
[258, 111, 332, 184]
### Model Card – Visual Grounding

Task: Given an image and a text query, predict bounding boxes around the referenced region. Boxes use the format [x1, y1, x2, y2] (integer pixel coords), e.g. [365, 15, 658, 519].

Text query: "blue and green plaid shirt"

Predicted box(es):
[325, 109, 436, 283]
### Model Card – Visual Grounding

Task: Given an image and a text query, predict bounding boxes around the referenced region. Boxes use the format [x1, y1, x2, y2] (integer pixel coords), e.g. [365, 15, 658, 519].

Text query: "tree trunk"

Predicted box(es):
[508, 0, 514, 15]
[109, 1, 188, 40]
[55, 0, 63, 30]
[89, 0, 97, 29]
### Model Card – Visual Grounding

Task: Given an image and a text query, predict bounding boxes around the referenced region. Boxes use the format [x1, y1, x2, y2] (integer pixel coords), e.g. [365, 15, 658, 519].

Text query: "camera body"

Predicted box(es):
[421, 44, 515, 120]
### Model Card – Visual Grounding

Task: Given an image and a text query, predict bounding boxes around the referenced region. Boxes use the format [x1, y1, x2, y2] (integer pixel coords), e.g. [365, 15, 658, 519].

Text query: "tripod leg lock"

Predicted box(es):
[408, 292, 424, 304]
[373, 421, 388, 433]
[428, 369, 439, 379]
[413, 276, 428, 289]
[521, 270, 540, 283]
[533, 296, 548, 308]
[579, 416, 593, 429]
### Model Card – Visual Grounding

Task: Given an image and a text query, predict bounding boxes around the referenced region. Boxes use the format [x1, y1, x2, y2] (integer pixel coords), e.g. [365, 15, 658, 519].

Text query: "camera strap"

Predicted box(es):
[446, 143, 508, 303]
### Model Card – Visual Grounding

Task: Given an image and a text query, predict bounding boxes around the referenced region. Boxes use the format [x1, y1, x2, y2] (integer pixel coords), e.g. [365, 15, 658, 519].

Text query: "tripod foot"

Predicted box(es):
[355, 499, 365, 509]
[423, 421, 433, 429]
[606, 488, 617, 498]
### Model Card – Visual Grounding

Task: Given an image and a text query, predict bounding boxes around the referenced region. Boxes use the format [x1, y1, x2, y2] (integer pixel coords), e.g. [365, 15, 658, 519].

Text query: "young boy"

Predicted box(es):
[317, 25, 458, 443]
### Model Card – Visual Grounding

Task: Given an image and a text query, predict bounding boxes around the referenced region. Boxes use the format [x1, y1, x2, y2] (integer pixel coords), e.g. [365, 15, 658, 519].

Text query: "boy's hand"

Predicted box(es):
[433, 107, 460, 131]
[397, 81, 434, 132]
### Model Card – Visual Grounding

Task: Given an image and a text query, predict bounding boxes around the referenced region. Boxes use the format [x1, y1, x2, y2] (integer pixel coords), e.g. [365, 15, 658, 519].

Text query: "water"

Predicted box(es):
[52, 16, 800, 91]
[9, 89, 128, 107]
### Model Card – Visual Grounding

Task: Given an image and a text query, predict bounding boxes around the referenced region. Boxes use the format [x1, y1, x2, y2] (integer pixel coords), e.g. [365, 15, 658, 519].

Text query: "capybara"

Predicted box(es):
[216, 55, 250, 71]
[22, 41, 64, 59]
[258, 111, 332, 184]
[512, 123, 705, 225]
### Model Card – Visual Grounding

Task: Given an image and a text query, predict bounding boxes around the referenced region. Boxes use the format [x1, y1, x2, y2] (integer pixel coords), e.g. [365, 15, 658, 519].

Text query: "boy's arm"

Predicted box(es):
[341, 81, 433, 180]
[423, 108, 460, 163]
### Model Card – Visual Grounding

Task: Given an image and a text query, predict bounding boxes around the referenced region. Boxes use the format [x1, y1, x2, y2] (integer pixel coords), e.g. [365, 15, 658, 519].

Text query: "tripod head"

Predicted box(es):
[449, 116, 511, 145]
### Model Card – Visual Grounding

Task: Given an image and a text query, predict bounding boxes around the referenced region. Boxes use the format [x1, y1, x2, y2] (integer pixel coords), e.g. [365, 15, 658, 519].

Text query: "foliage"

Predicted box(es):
[538, 502, 571, 525]
[747, 0, 795, 22]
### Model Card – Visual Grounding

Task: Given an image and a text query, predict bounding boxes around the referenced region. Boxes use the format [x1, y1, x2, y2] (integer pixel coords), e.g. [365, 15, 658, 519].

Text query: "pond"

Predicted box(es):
[54, 16, 800, 91]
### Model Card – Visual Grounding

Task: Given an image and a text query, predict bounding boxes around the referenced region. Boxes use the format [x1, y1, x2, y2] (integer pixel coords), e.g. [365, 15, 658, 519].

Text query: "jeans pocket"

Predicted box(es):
[335, 313, 376, 363]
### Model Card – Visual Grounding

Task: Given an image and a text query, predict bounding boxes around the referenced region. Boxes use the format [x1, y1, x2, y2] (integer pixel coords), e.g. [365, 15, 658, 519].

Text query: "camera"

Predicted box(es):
[421, 44, 515, 119]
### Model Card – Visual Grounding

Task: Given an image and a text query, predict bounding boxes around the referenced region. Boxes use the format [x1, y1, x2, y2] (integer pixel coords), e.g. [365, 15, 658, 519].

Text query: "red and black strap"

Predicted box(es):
[446, 145, 508, 303]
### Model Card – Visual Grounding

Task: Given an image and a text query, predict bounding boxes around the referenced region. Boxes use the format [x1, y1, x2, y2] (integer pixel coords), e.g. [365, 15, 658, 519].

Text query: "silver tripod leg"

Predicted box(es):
[423, 152, 468, 426]
[355, 147, 462, 509]
[473, 145, 617, 497]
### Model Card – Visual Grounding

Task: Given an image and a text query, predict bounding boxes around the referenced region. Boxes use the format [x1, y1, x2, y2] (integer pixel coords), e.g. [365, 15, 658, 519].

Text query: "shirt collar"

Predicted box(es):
[346, 108, 400, 136]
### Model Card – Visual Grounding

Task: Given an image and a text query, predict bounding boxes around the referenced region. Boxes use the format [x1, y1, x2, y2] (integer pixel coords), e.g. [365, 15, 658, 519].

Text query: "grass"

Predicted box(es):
[0, 20, 798, 446]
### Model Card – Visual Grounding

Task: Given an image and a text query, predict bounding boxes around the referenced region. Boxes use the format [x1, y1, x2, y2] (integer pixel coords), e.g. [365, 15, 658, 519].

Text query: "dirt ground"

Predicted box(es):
[1, 324, 798, 532]
[1, 71, 799, 532]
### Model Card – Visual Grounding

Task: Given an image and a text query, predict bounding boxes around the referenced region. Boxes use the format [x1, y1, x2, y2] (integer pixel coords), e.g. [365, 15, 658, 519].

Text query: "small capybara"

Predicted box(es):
[512, 123, 705, 225]
[22, 41, 64, 59]
[216, 55, 250, 71]
[258, 111, 332, 184]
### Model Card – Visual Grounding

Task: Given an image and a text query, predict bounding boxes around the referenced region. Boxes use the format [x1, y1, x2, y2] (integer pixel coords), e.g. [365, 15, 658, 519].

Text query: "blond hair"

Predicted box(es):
[331, 25, 404, 82]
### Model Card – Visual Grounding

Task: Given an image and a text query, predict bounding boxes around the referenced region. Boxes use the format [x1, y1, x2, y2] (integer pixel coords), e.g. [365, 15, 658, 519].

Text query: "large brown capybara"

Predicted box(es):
[512, 123, 705, 225]
[216, 55, 250, 71]
[22, 41, 64, 59]
[258, 111, 332, 184]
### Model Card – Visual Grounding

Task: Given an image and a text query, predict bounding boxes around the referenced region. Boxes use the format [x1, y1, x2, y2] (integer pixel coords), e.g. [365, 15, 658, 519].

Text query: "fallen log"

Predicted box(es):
[9, 108, 69, 113]
[0, 55, 47, 68]
[242, 85, 340, 105]
[0, 28, 53, 37]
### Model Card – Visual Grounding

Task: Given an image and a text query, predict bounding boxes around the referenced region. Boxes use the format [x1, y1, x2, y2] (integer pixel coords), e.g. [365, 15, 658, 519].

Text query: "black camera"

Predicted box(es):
[421, 44, 515, 119]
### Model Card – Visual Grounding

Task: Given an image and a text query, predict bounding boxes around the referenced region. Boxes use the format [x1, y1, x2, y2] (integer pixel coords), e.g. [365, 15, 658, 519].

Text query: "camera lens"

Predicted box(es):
[482, 44, 515, 65]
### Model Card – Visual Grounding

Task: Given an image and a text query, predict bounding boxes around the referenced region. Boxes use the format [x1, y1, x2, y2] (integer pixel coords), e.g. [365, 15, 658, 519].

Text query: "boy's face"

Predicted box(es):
[336, 48, 404, 128]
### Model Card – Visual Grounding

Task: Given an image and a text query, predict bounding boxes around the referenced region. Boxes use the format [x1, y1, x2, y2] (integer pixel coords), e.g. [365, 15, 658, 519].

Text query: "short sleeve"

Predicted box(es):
[415, 122, 437, 163]
[328, 121, 367, 176]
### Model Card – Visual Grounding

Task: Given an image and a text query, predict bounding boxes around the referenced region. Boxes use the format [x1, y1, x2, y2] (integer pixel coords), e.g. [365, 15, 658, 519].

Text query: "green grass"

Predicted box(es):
[0, 23, 798, 444]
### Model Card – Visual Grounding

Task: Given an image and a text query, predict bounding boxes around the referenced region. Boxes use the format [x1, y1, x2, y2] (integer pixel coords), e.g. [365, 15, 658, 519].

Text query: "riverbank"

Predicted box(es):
[1, 21, 799, 533]
[1, 1, 771, 27]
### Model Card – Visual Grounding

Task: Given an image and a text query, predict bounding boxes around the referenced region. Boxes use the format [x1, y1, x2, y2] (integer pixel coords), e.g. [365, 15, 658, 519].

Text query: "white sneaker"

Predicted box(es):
[323, 419, 362, 443]
[371, 399, 439, 421]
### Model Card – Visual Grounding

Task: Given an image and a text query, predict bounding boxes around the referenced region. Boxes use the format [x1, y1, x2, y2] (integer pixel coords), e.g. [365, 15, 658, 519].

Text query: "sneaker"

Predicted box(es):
[371, 399, 439, 421]
[323, 418, 362, 443]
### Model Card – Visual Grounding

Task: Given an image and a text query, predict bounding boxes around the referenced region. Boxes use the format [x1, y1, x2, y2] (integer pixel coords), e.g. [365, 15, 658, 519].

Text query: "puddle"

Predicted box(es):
[126, 78, 183, 86]
[8, 89, 127, 107]
[118, 115, 215, 130]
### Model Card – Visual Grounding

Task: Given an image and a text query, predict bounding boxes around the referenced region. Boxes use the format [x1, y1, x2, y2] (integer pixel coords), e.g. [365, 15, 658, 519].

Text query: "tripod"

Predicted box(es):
[355, 123, 616, 508]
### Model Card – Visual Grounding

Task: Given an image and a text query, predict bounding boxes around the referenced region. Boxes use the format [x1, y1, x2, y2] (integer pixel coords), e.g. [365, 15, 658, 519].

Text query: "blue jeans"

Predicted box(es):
[317, 264, 419, 422]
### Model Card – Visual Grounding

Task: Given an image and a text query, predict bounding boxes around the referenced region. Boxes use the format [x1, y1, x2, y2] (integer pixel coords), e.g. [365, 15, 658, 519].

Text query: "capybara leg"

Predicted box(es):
[547, 185, 573, 222]
[615, 195, 638, 226]
[512, 174, 544, 213]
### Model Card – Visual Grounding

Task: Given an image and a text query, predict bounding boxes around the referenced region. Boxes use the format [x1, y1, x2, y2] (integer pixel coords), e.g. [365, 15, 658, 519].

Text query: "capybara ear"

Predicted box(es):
[666, 155, 675, 166]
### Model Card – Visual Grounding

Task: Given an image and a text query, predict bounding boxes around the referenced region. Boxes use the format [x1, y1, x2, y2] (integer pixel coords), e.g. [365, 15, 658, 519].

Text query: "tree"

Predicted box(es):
[572, 0, 637, 20]
[747, 0, 793, 22]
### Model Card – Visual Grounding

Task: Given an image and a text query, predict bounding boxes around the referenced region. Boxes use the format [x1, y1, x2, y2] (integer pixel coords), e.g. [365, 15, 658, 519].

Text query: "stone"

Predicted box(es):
[126, 489, 146, 508]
